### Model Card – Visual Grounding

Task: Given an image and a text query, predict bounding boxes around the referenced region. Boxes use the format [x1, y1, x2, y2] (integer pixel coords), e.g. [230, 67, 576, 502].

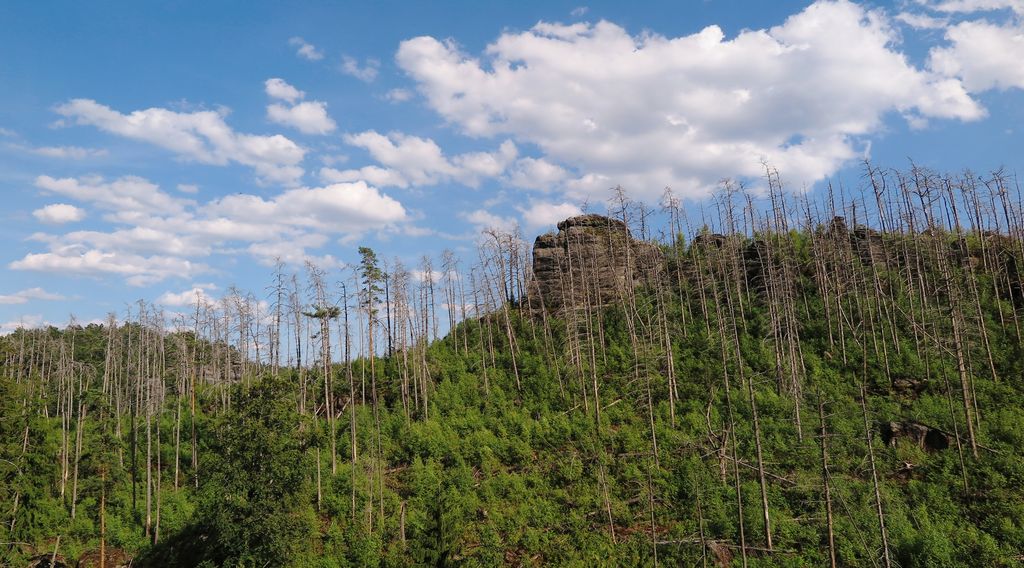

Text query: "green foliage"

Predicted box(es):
[4, 224, 1024, 566]
[140, 374, 315, 566]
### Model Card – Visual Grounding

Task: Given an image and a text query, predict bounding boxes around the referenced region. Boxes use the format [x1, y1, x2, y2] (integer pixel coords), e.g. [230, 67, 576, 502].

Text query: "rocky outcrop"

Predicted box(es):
[879, 421, 951, 451]
[530, 214, 660, 312]
[826, 216, 887, 265]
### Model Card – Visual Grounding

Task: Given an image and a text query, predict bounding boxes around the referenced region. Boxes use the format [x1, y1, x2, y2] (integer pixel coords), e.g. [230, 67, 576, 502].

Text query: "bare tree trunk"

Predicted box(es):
[817, 393, 837, 568]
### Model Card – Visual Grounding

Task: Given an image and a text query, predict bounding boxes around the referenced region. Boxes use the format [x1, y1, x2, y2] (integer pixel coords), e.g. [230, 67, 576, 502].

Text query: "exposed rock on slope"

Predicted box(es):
[879, 421, 951, 451]
[529, 214, 660, 312]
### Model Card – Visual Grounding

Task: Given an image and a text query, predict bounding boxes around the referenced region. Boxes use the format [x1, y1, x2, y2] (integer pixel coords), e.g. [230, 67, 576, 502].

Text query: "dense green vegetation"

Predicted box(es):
[3, 167, 1024, 566]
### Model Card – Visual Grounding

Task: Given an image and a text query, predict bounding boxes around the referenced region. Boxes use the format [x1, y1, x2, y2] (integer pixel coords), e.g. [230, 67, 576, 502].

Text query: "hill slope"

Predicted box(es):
[3, 175, 1024, 567]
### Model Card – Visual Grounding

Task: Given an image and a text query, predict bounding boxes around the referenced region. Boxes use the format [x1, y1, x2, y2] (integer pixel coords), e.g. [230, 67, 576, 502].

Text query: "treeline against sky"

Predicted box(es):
[2, 163, 1024, 566]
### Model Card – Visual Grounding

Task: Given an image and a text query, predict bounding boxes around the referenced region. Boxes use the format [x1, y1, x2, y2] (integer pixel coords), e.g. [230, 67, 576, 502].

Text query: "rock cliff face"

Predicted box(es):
[529, 214, 660, 312]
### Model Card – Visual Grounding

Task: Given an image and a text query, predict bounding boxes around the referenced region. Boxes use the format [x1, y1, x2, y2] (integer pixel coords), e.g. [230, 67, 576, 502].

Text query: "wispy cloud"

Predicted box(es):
[32, 145, 108, 159]
[289, 36, 324, 60]
[340, 56, 380, 82]
[385, 88, 413, 103]
[0, 287, 67, 305]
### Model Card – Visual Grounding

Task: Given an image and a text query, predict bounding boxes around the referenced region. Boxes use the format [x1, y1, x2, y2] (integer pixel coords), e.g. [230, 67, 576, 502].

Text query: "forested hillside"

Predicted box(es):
[3, 165, 1024, 567]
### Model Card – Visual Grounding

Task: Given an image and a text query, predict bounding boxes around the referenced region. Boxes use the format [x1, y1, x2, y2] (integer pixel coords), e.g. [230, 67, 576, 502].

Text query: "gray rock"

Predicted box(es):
[529, 214, 660, 312]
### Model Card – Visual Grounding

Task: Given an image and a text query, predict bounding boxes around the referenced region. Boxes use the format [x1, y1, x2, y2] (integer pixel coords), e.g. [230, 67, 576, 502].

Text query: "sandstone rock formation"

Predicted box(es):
[529, 214, 660, 312]
[879, 420, 951, 451]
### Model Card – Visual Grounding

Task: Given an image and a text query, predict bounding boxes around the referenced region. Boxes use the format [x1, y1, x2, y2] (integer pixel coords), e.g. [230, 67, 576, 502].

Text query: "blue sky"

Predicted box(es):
[1, 0, 1023, 330]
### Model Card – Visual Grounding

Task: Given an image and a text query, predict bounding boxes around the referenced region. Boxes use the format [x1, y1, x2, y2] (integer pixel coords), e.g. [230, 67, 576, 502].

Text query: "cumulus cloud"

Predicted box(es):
[329, 130, 517, 188]
[265, 78, 306, 102]
[518, 201, 582, 230]
[264, 78, 337, 135]
[33, 203, 86, 224]
[462, 209, 517, 232]
[268, 101, 337, 135]
[289, 37, 324, 60]
[203, 181, 406, 231]
[341, 56, 380, 82]
[10, 248, 205, 287]
[930, 20, 1024, 91]
[0, 287, 66, 305]
[13, 174, 407, 285]
[47, 226, 214, 257]
[177, 183, 199, 194]
[55, 99, 306, 185]
[396, 0, 986, 199]
[245, 233, 343, 268]
[506, 157, 570, 191]
[156, 283, 216, 307]
[36, 175, 189, 221]
[319, 164, 410, 187]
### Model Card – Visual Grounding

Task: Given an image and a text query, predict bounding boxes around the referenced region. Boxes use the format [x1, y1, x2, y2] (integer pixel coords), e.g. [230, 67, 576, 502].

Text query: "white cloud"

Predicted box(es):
[177, 183, 199, 194]
[54, 226, 213, 257]
[385, 88, 413, 103]
[0, 127, 14, 137]
[0, 315, 45, 334]
[32, 145, 108, 159]
[10, 248, 205, 287]
[15, 174, 407, 285]
[930, 20, 1024, 91]
[36, 175, 189, 220]
[245, 233, 343, 268]
[267, 101, 337, 134]
[203, 180, 406, 232]
[410, 269, 452, 283]
[895, 12, 950, 29]
[915, 0, 1024, 13]
[320, 154, 348, 166]
[0, 287, 67, 305]
[396, 1, 985, 199]
[340, 130, 517, 188]
[33, 203, 86, 224]
[452, 141, 519, 184]
[518, 201, 582, 230]
[265, 78, 305, 102]
[341, 56, 380, 82]
[462, 209, 517, 232]
[506, 157, 570, 190]
[289, 37, 324, 60]
[156, 284, 216, 307]
[264, 78, 337, 135]
[55, 99, 306, 185]
[320, 165, 411, 187]
[571, 6, 589, 17]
